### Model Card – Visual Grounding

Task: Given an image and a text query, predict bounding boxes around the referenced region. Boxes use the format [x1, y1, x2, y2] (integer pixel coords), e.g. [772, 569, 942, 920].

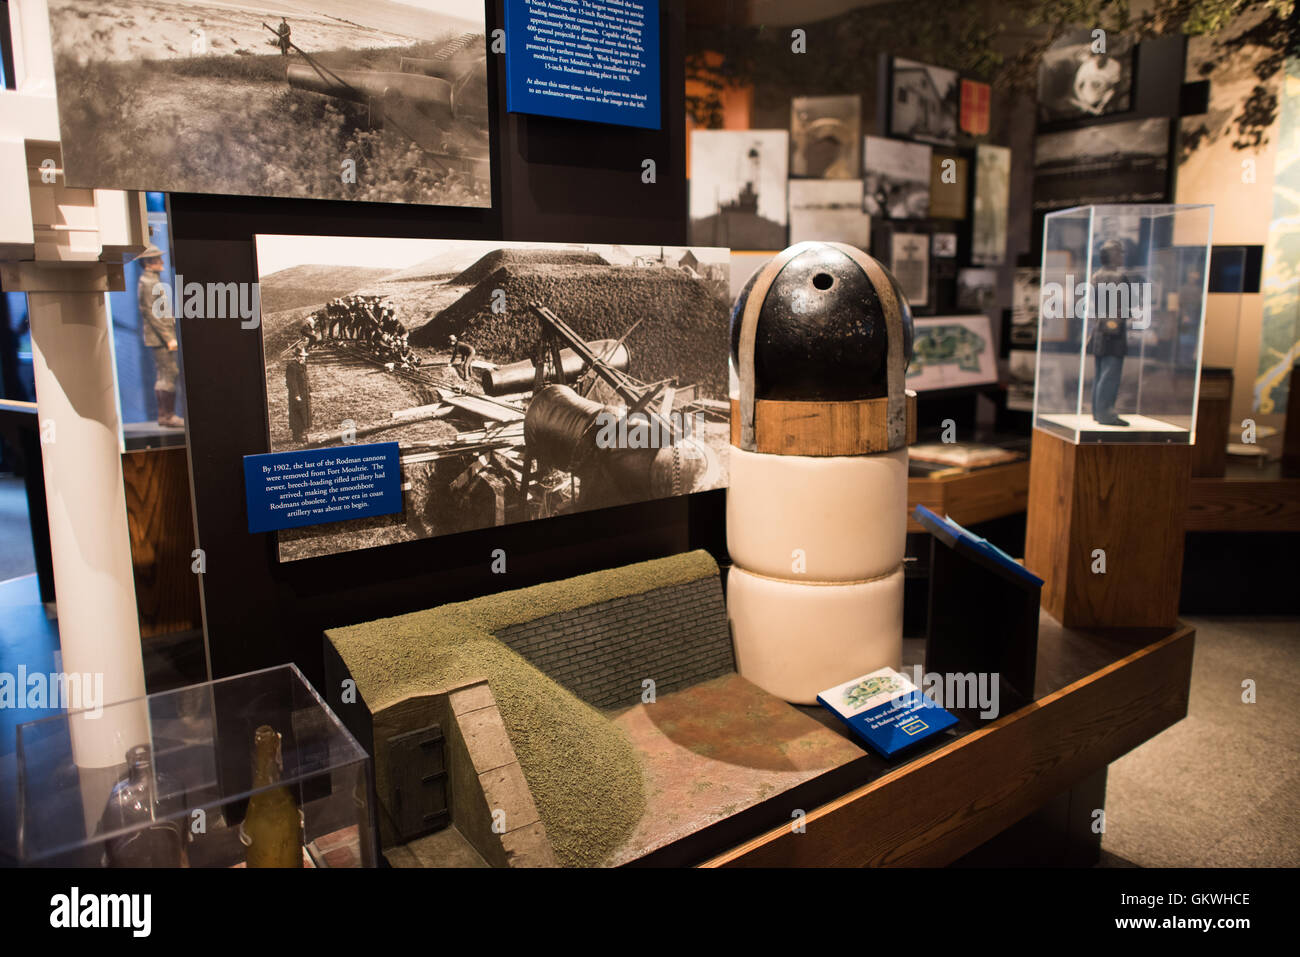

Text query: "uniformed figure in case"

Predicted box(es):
[1088, 239, 1134, 426]
[1034, 203, 1212, 444]
[136, 245, 184, 429]
[727, 241, 915, 705]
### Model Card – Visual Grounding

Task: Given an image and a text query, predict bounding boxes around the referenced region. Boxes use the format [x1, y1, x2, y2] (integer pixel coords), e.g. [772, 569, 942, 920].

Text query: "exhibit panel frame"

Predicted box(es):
[1034, 203, 1213, 443]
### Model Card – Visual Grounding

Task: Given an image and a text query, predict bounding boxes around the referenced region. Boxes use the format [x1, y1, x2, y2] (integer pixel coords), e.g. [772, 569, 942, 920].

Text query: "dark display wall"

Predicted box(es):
[171, 1, 714, 688]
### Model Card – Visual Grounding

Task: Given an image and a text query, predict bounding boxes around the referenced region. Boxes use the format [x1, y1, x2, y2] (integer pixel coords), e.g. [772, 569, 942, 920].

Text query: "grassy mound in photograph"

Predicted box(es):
[326, 551, 721, 866]
[51, 52, 488, 207]
[257, 265, 395, 317]
[412, 265, 730, 397]
[450, 248, 609, 287]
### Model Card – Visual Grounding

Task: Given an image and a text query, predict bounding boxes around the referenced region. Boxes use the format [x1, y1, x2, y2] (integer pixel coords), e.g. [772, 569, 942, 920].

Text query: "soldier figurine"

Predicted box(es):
[135, 244, 184, 428]
[1088, 239, 1133, 427]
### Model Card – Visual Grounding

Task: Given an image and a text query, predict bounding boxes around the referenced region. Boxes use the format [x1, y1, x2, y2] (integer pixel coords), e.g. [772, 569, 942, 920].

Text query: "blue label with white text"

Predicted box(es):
[504, 0, 661, 129]
[243, 443, 401, 534]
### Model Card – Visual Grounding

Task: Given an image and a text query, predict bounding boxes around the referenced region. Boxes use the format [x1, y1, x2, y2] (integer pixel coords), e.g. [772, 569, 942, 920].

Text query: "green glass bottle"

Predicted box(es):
[239, 725, 303, 868]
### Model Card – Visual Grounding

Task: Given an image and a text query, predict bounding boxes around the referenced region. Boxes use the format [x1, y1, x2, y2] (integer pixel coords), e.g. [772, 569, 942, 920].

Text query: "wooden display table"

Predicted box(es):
[702, 612, 1193, 867]
[906, 460, 1030, 532]
[1185, 461, 1300, 531]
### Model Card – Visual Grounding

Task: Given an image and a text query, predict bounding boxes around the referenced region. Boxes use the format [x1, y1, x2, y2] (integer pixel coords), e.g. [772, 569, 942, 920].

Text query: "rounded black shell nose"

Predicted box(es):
[730, 242, 914, 402]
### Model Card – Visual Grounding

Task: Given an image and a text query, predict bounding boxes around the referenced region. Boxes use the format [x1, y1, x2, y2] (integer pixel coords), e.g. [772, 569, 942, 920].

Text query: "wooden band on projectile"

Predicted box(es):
[729, 393, 917, 455]
[736, 243, 809, 453]
[825, 242, 909, 452]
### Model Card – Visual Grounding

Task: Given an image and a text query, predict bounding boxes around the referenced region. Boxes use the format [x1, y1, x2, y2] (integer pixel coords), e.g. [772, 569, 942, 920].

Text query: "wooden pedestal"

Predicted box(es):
[1025, 427, 1191, 629]
[1191, 367, 1232, 478]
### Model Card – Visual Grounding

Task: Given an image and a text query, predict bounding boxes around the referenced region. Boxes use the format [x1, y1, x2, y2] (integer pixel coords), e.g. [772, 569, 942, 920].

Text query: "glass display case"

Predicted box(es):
[1034, 204, 1213, 443]
[16, 664, 375, 868]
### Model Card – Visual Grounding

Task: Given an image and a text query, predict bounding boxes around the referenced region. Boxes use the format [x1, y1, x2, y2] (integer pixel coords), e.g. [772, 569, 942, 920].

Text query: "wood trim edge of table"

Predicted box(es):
[700, 624, 1195, 867]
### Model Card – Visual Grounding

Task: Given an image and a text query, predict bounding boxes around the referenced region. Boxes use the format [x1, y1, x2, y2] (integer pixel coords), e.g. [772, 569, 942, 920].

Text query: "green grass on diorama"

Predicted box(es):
[326, 549, 719, 867]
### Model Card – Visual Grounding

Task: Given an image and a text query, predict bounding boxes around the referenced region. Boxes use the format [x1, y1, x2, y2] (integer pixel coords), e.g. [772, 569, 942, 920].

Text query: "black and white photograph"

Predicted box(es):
[890, 57, 960, 145]
[46, 0, 490, 207]
[862, 136, 932, 218]
[972, 144, 1011, 265]
[1037, 28, 1135, 123]
[1007, 349, 1038, 411]
[255, 236, 732, 561]
[791, 95, 862, 178]
[1011, 266, 1041, 346]
[890, 231, 930, 307]
[788, 180, 871, 248]
[932, 232, 958, 258]
[956, 267, 998, 313]
[1033, 117, 1171, 213]
[690, 130, 790, 249]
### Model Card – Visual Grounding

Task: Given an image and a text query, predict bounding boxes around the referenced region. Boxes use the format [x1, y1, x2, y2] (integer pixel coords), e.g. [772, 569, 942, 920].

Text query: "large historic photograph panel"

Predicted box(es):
[47, 0, 490, 207]
[1033, 118, 1170, 213]
[255, 236, 732, 561]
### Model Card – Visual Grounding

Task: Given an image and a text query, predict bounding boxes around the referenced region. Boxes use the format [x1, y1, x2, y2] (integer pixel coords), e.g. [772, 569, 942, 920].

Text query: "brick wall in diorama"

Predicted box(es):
[494, 575, 734, 710]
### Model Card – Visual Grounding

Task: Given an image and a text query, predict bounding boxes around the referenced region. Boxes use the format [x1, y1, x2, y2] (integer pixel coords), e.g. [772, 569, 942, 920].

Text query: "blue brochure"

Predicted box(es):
[818, 667, 958, 757]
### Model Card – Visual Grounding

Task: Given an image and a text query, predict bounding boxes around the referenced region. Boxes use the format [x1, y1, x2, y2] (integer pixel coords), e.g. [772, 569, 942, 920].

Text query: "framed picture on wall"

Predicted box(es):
[929, 150, 969, 220]
[1007, 349, 1037, 411]
[788, 180, 871, 248]
[862, 136, 932, 218]
[1033, 118, 1170, 214]
[888, 229, 931, 308]
[933, 232, 959, 258]
[907, 314, 998, 391]
[956, 267, 999, 313]
[889, 58, 959, 145]
[44, 0, 492, 207]
[690, 130, 790, 249]
[1037, 28, 1135, 124]
[972, 144, 1011, 265]
[253, 235, 733, 562]
[1011, 267, 1041, 347]
[960, 79, 991, 135]
[791, 95, 862, 178]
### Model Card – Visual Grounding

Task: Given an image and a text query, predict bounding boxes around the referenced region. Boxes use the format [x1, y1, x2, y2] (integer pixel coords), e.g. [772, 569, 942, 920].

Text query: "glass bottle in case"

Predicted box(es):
[239, 724, 305, 868]
[100, 744, 189, 868]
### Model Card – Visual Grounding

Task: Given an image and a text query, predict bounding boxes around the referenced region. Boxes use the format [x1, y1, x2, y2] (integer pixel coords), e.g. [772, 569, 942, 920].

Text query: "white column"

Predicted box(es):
[8, 262, 149, 772]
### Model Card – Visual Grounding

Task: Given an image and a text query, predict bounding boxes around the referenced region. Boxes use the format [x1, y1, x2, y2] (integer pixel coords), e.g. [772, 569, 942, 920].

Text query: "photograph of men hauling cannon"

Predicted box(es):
[46, 0, 489, 207]
[255, 235, 732, 562]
